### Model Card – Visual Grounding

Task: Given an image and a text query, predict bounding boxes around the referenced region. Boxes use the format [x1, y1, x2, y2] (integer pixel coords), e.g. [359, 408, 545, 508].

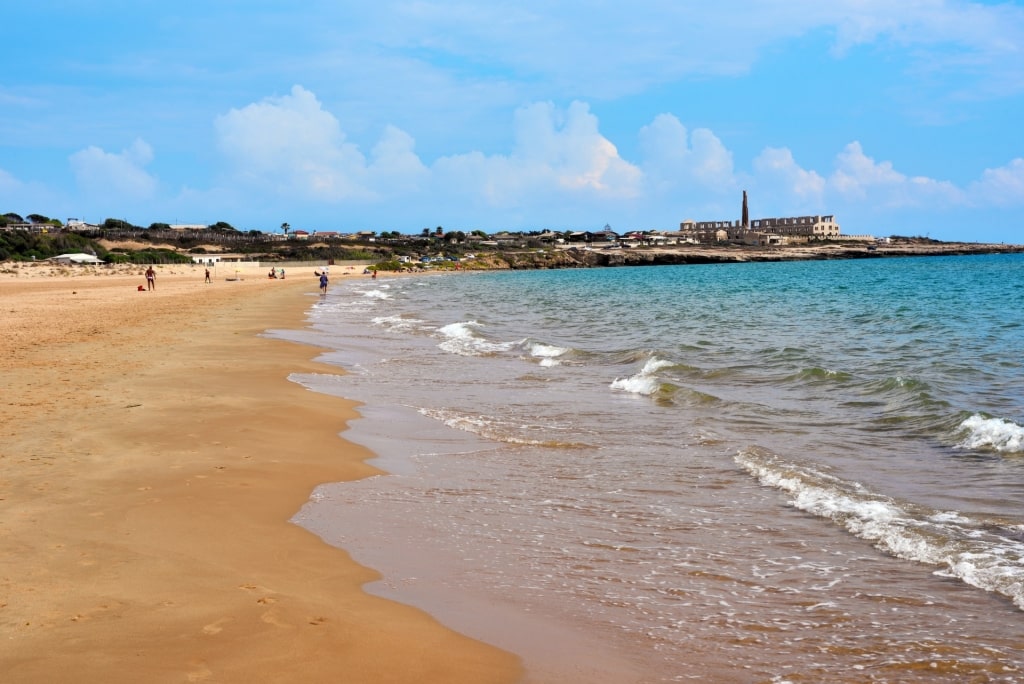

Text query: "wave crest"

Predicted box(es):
[436, 320, 517, 356]
[956, 414, 1024, 454]
[610, 356, 674, 396]
[736, 448, 1024, 610]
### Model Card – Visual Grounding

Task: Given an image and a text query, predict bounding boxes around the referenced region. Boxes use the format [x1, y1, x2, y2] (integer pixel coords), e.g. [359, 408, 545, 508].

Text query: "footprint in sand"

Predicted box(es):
[186, 665, 212, 682]
[238, 582, 273, 594]
[201, 617, 231, 635]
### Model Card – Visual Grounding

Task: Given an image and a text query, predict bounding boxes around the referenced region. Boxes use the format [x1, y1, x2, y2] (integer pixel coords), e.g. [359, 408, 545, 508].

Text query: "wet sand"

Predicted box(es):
[0, 262, 522, 683]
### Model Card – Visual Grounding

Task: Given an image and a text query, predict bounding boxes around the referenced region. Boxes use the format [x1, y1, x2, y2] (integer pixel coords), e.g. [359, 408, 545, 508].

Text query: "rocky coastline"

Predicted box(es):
[464, 240, 1024, 270]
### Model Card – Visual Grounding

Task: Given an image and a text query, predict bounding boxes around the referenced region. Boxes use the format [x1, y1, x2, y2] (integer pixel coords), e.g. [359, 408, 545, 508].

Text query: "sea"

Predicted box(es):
[273, 253, 1024, 683]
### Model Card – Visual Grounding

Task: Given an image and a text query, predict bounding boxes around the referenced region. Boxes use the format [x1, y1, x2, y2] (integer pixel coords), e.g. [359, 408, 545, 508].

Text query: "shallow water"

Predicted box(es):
[278, 254, 1024, 682]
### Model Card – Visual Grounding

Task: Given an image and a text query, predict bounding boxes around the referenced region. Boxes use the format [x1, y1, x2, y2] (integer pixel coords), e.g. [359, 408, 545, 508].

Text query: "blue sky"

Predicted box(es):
[2, 1, 1023, 241]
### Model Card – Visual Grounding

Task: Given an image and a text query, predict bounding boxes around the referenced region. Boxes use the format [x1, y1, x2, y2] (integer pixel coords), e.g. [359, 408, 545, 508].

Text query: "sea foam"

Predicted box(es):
[610, 357, 672, 395]
[529, 342, 570, 367]
[956, 414, 1024, 453]
[737, 448, 1024, 610]
[436, 320, 517, 356]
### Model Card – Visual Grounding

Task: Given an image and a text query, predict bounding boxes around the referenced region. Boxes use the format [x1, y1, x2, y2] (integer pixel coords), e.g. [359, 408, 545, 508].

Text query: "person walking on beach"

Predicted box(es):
[204, 268, 211, 283]
[145, 266, 156, 291]
[319, 271, 329, 294]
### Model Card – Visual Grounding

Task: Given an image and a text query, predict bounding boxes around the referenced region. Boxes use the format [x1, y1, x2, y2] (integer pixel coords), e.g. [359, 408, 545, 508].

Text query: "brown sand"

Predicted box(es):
[0, 263, 522, 683]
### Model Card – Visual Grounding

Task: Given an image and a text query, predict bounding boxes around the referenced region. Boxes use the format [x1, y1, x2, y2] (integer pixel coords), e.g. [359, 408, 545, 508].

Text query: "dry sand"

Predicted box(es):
[0, 262, 521, 683]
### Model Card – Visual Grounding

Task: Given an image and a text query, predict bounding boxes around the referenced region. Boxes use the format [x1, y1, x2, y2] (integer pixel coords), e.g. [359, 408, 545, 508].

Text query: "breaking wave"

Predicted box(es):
[955, 414, 1024, 454]
[527, 342, 571, 367]
[736, 447, 1024, 610]
[610, 357, 673, 396]
[436, 320, 519, 356]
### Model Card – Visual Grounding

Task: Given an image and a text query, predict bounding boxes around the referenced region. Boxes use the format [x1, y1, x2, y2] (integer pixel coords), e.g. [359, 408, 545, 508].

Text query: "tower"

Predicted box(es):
[741, 190, 749, 229]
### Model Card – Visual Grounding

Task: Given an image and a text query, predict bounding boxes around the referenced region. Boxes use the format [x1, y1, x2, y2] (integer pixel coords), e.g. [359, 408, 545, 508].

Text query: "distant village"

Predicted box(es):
[1, 192, 877, 251]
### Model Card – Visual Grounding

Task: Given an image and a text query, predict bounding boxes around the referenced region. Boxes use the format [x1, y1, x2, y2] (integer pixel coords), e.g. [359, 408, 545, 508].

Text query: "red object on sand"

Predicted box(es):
[138, 285, 145, 291]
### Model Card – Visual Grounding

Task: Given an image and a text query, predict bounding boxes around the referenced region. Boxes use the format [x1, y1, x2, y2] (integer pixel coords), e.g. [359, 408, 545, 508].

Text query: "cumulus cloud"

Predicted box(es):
[752, 147, 825, 200]
[516, 101, 642, 195]
[206, 86, 1024, 231]
[212, 89, 642, 219]
[69, 138, 157, 200]
[828, 141, 963, 207]
[368, 125, 429, 193]
[968, 158, 1024, 207]
[432, 101, 643, 213]
[215, 85, 374, 201]
[638, 114, 735, 193]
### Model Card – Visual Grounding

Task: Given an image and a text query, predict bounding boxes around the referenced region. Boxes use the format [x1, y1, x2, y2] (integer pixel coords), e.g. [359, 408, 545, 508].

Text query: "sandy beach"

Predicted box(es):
[0, 262, 521, 682]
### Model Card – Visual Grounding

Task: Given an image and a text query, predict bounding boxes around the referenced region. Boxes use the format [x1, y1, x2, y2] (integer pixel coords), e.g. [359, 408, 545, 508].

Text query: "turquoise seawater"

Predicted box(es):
[281, 253, 1024, 682]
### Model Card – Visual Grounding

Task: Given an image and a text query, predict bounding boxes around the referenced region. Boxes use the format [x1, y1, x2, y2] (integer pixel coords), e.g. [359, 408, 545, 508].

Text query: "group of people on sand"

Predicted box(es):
[142, 264, 380, 293]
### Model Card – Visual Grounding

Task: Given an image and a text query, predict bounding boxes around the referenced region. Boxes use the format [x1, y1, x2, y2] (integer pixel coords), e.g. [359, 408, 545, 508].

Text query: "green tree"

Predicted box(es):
[281, 222, 290, 237]
[102, 218, 137, 231]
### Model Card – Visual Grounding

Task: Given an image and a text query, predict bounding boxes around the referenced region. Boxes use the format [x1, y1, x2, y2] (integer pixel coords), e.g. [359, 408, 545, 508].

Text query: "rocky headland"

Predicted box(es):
[462, 240, 1024, 270]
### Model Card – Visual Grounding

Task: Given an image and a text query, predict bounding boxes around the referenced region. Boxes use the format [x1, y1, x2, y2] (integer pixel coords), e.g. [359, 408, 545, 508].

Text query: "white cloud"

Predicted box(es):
[433, 101, 643, 211]
[213, 90, 642, 219]
[215, 85, 374, 201]
[968, 158, 1024, 207]
[828, 141, 963, 207]
[829, 142, 905, 199]
[638, 113, 735, 193]
[69, 138, 157, 200]
[752, 147, 825, 201]
[368, 125, 429, 193]
[204, 85, 1024, 233]
[518, 101, 642, 196]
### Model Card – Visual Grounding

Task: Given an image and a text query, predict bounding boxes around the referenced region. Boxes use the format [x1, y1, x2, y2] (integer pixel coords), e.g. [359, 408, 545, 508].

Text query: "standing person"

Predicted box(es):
[204, 268, 211, 283]
[145, 266, 156, 291]
[319, 271, 329, 294]
[279, 268, 285, 279]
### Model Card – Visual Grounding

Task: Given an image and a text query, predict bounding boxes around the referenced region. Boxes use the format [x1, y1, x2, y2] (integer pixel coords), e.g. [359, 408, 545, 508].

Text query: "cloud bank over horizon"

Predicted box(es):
[2, 2, 1023, 241]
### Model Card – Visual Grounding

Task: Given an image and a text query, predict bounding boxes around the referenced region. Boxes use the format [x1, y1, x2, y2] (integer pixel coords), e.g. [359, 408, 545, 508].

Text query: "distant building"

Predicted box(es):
[749, 215, 841, 240]
[679, 192, 851, 245]
[50, 253, 105, 265]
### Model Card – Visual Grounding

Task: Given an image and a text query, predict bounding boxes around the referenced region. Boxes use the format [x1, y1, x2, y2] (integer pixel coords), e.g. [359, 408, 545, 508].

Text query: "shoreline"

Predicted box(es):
[0, 268, 522, 682]
[469, 240, 1024, 270]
